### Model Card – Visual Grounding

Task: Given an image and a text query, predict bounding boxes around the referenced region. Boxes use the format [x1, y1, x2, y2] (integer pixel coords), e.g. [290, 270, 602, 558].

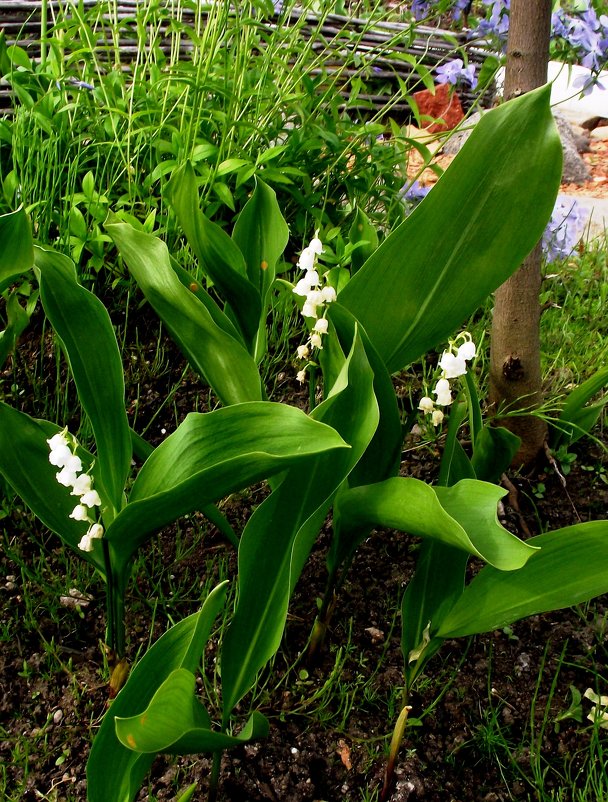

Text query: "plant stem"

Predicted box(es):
[40, 0, 48, 66]
[380, 700, 412, 802]
[208, 750, 222, 802]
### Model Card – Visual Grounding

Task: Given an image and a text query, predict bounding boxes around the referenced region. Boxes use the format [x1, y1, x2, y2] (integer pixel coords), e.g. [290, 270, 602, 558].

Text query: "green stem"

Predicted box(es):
[40, 0, 48, 67]
[380, 700, 412, 802]
[208, 750, 222, 802]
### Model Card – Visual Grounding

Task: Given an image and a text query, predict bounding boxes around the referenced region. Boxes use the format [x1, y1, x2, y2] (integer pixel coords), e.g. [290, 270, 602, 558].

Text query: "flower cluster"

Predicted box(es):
[542, 198, 585, 262]
[418, 333, 476, 426]
[584, 688, 608, 729]
[47, 428, 103, 552]
[401, 180, 432, 208]
[293, 233, 337, 383]
[435, 57, 478, 89]
[553, 5, 608, 93]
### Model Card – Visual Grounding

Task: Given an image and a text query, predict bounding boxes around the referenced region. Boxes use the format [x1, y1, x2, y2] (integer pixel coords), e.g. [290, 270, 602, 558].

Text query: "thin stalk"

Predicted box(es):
[208, 750, 222, 802]
[40, 0, 48, 66]
[380, 699, 412, 802]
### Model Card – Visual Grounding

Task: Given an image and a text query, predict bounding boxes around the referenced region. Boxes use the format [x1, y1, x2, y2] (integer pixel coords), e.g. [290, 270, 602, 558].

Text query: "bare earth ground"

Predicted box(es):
[1, 142, 607, 802]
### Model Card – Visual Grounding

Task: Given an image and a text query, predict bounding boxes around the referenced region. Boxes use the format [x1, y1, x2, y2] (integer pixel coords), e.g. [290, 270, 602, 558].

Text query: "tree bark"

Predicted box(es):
[488, 0, 552, 466]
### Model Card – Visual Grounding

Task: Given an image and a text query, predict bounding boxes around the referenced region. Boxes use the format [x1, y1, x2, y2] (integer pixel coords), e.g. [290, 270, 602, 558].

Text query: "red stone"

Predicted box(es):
[413, 83, 465, 133]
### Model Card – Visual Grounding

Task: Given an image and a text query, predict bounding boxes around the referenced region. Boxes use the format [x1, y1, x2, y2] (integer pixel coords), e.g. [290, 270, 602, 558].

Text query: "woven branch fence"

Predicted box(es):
[0, 1, 495, 116]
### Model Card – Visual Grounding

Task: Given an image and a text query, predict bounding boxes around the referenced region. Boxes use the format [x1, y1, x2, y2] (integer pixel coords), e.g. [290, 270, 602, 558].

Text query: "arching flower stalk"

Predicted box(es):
[292, 232, 337, 384]
[47, 428, 104, 552]
[418, 332, 477, 427]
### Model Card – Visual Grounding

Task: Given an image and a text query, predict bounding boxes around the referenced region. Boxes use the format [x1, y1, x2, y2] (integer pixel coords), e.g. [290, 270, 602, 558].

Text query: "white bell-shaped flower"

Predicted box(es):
[418, 396, 434, 414]
[439, 351, 467, 379]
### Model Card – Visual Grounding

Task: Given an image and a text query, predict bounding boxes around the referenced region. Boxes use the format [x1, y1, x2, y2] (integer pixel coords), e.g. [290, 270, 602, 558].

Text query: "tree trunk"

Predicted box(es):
[488, 0, 552, 466]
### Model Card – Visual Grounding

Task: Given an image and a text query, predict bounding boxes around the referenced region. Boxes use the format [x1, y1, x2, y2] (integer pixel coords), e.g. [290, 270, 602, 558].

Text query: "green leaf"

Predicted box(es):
[471, 425, 521, 484]
[232, 178, 289, 361]
[402, 540, 467, 688]
[0, 291, 31, 367]
[221, 331, 379, 720]
[104, 403, 349, 588]
[115, 668, 268, 754]
[348, 207, 378, 274]
[553, 367, 608, 447]
[334, 477, 537, 572]
[106, 220, 263, 405]
[0, 404, 106, 574]
[0, 208, 34, 288]
[437, 522, 608, 638]
[337, 86, 562, 373]
[165, 162, 260, 347]
[34, 246, 131, 514]
[437, 399, 475, 487]
[87, 583, 228, 802]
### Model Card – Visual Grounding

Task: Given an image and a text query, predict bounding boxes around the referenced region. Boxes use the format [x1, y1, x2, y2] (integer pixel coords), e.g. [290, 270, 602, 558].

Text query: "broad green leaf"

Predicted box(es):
[334, 477, 537, 572]
[87, 583, 228, 802]
[437, 399, 475, 487]
[402, 540, 467, 689]
[232, 178, 289, 361]
[437, 522, 608, 638]
[330, 304, 402, 488]
[338, 86, 562, 373]
[165, 162, 261, 347]
[471, 425, 521, 484]
[348, 207, 378, 274]
[0, 403, 106, 574]
[221, 331, 379, 719]
[104, 403, 349, 586]
[34, 246, 131, 514]
[115, 668, 268, 754]
[553, 367, 608, 446]
[0, 208, 34, 288]
[106, 220, 263, 405]
[0, 291, 31, 367]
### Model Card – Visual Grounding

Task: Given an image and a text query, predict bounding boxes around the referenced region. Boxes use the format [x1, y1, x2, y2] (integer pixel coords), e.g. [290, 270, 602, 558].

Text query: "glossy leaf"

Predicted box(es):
[437, 522, 608, 638]
[221, 332, 379, 719]
[87, 583, 228, 802]
[0, 207, 34, 288]
[471, 425, 521, 484]
[338, 86, 562, 373]
[437, 399, 475, 487]
[0, 291, 30, 367]
[106, 220, 263, 405]
[116, 668, 268, 754]
[334, 477, 537, 571]
[553, 367, 608, 447]
[0, 403, 106, 574]
[402, 540, 467, 689]
[104, 402, 349, 585]
[232, 178, 289, 361]
[34, 246, 131, 514]
[349, 207, 378, 274]
[165, 161, 261, 347]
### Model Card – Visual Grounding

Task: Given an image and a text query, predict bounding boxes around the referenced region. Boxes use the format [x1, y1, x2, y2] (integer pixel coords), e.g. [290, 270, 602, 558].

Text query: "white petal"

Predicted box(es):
[81, 489, 101, 507]
[69, 504, 91, 521]
[457, 340, 476, 361]
[432, 409, 444, 426]
[320, 285, 336, 303]
[313, 317, 329, 334]
[78, 534, 94, 552]
[418, 396, 434, 413]
[439, 351, 467, 379]
[308, 236, 323, 254]
[49, 444, 73, 467]
[56, 468, 78, 487]
[297, 247, 315, 271]
[310, 332, 323, 349]
[87, 523, 104, 540]
[296, 369, 307, 383]
[71, 474, 93, 496]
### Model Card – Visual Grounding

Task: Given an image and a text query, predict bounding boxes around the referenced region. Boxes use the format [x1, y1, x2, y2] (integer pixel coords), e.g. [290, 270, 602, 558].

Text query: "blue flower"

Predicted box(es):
[542, 199, 585, 263]
[435, 57, 478, 89]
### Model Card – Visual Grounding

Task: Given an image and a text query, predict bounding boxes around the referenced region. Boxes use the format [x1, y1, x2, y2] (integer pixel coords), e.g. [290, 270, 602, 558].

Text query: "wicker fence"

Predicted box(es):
[0, 1, 495, 117]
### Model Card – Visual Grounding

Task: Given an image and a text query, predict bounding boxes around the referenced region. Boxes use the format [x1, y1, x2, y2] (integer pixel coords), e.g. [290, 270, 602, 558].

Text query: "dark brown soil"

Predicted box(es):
[1, 303, 607, 802]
